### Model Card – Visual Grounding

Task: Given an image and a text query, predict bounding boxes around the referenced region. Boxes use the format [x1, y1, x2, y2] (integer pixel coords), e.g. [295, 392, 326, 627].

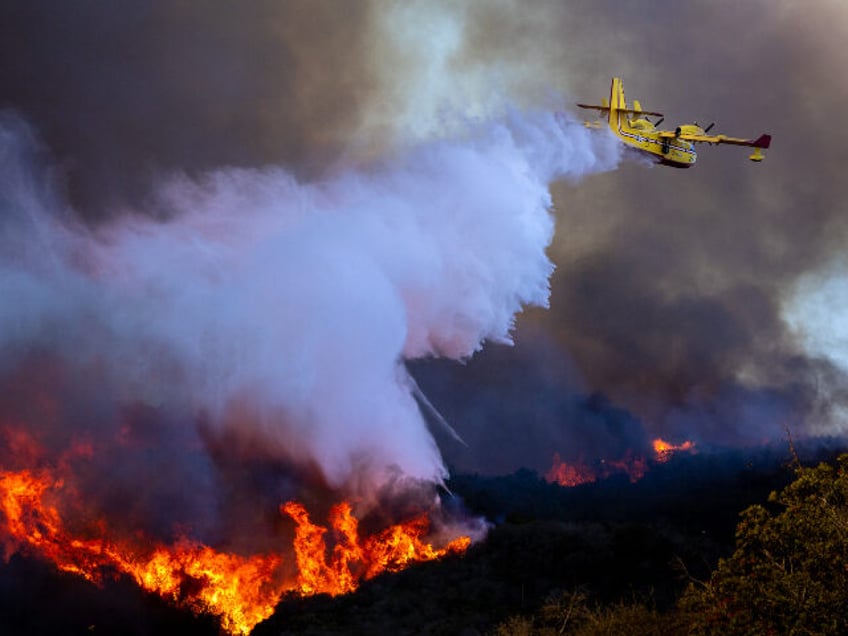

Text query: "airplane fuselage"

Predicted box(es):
[611, 114, 697, 168]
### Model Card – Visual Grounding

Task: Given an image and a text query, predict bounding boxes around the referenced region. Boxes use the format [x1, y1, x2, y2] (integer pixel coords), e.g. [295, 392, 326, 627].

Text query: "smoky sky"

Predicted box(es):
[415, 0, 848, 471]
[2, 0, 848, 480]
[536, 0, 848, 449]
[0, 1, 375, 216]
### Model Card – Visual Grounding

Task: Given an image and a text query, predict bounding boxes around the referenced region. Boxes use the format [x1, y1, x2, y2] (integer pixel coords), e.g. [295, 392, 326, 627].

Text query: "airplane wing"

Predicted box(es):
[577, 103, 664, 117]
[657, 131, 772, 149]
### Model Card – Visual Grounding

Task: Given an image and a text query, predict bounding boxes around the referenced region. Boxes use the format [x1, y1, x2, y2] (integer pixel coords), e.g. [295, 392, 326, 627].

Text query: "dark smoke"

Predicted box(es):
[518, 1, 848, 457]
[383, 0, 848, 472]
[0, 1, 374, 217]
[412, 325, 650, 475]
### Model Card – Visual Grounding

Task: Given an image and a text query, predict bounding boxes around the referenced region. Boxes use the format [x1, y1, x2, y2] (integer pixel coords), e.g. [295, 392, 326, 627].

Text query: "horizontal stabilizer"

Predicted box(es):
[577, 103, 610, 112]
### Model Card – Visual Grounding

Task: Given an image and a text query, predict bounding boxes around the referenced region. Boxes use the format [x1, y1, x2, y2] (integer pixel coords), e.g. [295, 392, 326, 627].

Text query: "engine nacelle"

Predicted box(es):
[675, 124, 704, 136]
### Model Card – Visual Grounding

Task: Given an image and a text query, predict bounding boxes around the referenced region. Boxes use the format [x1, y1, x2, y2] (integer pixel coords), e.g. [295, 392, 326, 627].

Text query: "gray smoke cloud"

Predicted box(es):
[0, 1, 377, 216]
[533, 0, 848, 450]
[406, 0, 848, 472]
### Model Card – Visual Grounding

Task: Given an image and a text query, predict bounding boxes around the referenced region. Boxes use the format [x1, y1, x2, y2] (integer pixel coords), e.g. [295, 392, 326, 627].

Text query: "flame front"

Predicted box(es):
[0, 469, 287, 634]
[282, 501, 470, 597]
[0, 468, 470, 635]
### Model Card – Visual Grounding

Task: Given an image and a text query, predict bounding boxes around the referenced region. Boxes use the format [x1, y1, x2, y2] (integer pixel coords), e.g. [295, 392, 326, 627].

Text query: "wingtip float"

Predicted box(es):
[578, 77, 772, 168]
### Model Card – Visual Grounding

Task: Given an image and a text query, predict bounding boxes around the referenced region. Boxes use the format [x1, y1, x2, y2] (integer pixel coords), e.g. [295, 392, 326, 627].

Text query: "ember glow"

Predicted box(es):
[546, 438, 696, 487]
[0, 467, 470, 635]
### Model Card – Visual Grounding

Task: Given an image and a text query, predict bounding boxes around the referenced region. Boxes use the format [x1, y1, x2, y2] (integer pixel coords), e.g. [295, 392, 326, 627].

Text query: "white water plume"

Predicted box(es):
[0, 111, 618, 494]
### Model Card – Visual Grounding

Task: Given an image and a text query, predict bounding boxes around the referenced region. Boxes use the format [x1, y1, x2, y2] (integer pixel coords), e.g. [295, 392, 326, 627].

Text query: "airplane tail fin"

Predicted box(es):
[751, 134, 771, 149]
[609, 77, 624, 126]
[748, 134, 771, 161]
[576, 78, 661, 127]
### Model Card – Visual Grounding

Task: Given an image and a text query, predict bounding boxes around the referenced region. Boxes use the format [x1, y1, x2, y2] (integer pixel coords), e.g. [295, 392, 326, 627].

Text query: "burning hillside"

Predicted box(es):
[0, 440, 469, 635]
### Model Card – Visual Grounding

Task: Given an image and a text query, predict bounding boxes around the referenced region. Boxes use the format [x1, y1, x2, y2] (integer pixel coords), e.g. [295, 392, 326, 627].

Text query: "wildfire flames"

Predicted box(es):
[546, 438, 696, 488]
[652, 438, 696, 463]
[0, 467, 470, 635]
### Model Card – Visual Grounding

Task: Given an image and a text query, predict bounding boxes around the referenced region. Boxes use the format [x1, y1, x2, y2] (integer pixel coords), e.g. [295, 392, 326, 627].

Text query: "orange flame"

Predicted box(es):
[545, 453, 597, 487]
[282, 501, 470, 597]
[652, 438, 696, 463]
[0, 468, 470, 635]
[546, 439, 696, 488]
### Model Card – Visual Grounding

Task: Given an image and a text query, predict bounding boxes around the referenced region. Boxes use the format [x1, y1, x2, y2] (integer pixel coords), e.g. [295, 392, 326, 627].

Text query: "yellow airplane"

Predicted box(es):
[578, 77, 771, 167]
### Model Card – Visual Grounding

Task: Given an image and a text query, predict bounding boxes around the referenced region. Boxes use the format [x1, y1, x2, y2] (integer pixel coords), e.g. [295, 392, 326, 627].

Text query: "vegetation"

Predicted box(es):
[493, 590, 689, 636]
[494, 453, 848, 636]
[679, 454, 848, 635]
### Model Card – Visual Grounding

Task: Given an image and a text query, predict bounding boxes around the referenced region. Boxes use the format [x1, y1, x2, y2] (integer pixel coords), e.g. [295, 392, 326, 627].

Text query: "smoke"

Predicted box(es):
[0, 1, 377, 216]
[502, 0, 848, 458]
[0, 0, 623, 529]
[6, 0, 843, 512]
[0, 1, 581, 218]
[0, 109, 618, 521]
[412, 324, 651, 476]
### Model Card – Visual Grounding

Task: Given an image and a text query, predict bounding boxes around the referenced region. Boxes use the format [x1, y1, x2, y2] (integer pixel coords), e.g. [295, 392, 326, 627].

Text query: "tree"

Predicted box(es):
[680, 454, 848, 635]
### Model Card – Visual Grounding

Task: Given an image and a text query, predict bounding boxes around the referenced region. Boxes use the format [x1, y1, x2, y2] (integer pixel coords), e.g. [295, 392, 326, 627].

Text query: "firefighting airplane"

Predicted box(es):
[577, 77, 771, 167]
